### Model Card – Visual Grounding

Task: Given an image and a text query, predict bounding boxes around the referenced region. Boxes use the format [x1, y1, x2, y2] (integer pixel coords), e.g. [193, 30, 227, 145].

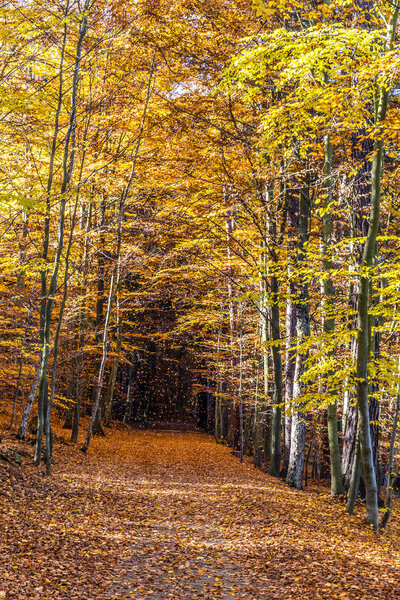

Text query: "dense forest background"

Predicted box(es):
[1, 0, 400, 531]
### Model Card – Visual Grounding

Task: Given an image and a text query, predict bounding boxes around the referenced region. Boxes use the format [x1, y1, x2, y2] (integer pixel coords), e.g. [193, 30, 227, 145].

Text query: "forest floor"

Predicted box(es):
[0, 423, 400, 600]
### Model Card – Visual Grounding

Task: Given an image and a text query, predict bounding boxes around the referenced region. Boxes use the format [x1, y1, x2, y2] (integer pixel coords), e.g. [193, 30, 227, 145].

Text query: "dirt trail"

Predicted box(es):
[1, 428, 399, 599]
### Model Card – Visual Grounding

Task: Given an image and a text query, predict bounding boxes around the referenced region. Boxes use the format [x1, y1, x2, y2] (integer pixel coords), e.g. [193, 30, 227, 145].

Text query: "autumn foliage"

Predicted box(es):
[1, 1, 400, 595]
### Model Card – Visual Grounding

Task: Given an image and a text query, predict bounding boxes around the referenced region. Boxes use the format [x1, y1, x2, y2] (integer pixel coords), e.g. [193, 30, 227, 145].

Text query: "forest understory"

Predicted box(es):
[1, 420, 399, 600]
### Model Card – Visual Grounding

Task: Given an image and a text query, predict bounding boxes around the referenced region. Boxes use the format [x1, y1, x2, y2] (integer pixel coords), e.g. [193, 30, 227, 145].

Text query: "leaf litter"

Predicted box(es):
[0, 426, 399, 599]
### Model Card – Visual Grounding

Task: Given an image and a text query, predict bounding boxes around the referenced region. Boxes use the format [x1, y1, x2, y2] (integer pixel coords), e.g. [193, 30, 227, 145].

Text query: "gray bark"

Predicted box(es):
[81, 271, 116, 453]
[283, 188, 298, 477]
[342, 401, 358, 490]
[355, 6, 399, 527]
[17, 359, 41, 440]
[266, 194, 283, 477]
[283, 281, 296, 477]
[381, 357, 400, 528]
[270, 270, 282, 476]
[346, 425, 362, 514]
[323, 133, 343, 495]
[103, 313, 123, 426]
[286, 187, 310, 489]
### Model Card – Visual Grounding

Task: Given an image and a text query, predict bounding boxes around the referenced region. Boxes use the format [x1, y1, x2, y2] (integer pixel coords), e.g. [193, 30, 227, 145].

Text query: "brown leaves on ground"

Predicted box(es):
[0, 426, 399, 600]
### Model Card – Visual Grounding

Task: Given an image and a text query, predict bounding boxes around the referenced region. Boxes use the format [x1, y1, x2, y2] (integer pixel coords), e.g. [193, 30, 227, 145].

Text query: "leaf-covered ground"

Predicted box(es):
[0, 425, 399, 599]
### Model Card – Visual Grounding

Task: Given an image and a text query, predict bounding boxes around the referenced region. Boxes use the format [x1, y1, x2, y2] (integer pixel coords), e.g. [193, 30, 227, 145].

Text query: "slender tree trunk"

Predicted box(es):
[81, 271, 116, 453]
[381, 356, 400, 528]
[44, 190, 82, 473]
[214, 311, 223, 442]
[34, 0, 69, 459]
[270, 269, 283, 476]
[226, 210, 240, 451]
[90, 197, 107, 436]
[356, 210, 379, 527]
[238, 302, 244, 462]
[71, 202, 92, 443]
[346, 425, 362, 514]
[283, 281, 296, 478]
[282, 187, 299, 477]
[123, 362, 135, 424]
[355, 6, 399, 527]
[35, 1, 90, 467]
[342, 400, 358, 490]
[261, 258, 271, 467]
[286, 187, 310, 489]
[264, 195, 284, 476]
[17, 359, 41, 439]
[44, 104, 92, 468]
[323, 133, 343, 495]
[9, 358, 24, 430]
[253, 358, 262, 467]
[103, 313, 123, 426]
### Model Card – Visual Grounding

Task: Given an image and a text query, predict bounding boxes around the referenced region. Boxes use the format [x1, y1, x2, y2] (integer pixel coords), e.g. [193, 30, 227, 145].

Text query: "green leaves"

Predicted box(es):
[223, 23, 398, 160]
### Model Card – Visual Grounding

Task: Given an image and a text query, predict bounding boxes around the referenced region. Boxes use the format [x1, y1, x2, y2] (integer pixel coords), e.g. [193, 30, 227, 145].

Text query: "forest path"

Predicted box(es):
[1, 428, 400, 600]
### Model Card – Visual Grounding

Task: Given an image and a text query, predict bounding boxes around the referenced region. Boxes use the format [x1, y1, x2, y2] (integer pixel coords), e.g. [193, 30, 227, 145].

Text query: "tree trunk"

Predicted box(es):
[346, 425, 362, 514]
[355, 5, 399, 527]
[252, 359, 263, 467]
[264, 194, 284, 477]
[238, 302, 244, 462]
[323, 132, 343, 495]
[81, 272, 116, 453]
[35, 1, 90, 467]
[17, 359, 41, 440]
[283, 281, 296, 477]
[103, 313, 123, 426]
[90, 197, 107, 436]
[71, 201, 92, 444]
[270, 271, 283, 475]
[381, 356, 400, 528]
[282, 187, 298, 478]
[123, 362, 136, 424]
[286, 187, 310, 489]
[226, 210, 240, 451]
[342, 401, 358, 491]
